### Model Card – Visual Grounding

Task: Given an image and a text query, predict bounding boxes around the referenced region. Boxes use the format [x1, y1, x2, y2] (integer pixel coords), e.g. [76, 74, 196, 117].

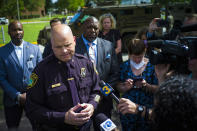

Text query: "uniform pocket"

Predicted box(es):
[46, 83, 70, 109]
[48, 83, 68, 95]
[78, 76, 92, 102]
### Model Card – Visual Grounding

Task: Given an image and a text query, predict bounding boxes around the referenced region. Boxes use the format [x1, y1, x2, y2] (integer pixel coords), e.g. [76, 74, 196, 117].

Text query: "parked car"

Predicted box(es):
[0, 17, 9, 25]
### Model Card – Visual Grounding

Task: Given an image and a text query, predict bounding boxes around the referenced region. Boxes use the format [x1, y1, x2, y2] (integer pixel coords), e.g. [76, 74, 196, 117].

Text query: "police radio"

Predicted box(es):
[99, 80, 120, 104]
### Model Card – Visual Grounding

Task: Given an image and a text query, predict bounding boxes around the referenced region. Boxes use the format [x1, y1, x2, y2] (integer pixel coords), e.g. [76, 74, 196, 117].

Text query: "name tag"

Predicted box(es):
[27, 60, 34, 69]
[52, 83, 61, 88]
[67, 77, 74, 81]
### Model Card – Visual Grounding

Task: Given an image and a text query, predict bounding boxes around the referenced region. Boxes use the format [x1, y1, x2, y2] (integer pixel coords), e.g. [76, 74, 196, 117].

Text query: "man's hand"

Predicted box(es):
[64, 103, 93, 126]
[19, 93, 26, 106]
[80, 103, 94, 117]
[149, 18, 161, 33]
[117, 98, 137, 115]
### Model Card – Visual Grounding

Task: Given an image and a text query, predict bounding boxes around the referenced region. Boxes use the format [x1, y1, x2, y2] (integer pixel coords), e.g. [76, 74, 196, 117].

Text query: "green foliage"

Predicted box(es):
[0, 0, 24, 18]
[56, 0, 85, 12]
[45, 0, 53, 14]
[0, 0, 43, 18]
[24, 0, 42, 13]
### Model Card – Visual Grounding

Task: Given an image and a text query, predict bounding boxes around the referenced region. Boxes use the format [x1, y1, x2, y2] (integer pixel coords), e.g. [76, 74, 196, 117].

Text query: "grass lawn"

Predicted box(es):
[0, 22, 49, 45]
[0, 14, 74, 45]
[0, 15, 73, 109]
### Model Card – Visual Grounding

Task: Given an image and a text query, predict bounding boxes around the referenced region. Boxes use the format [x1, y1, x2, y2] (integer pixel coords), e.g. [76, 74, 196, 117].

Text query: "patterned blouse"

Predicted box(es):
[120, 60, 158, 131]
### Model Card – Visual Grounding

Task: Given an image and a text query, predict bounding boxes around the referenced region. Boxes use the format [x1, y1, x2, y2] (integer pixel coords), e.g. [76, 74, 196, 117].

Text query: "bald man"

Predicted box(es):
[25, 24, 101, 130]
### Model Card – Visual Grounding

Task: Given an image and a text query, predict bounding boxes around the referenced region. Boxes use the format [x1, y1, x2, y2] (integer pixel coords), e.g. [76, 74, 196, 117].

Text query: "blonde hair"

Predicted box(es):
[99, 13, 116, 31]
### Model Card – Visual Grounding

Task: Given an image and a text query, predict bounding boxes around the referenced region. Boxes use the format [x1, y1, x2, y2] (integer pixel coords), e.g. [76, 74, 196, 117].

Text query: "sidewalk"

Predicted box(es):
[0, 109, 32, 131]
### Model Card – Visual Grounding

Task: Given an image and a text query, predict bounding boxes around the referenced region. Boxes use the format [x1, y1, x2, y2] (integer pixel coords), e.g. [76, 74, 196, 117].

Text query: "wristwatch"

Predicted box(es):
[17, 94, 21, 102]
[137, 105, 144, 116]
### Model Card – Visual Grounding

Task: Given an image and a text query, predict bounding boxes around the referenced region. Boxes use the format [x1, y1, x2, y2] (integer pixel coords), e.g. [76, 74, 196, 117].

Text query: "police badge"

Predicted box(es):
[80, 68, 86, 77]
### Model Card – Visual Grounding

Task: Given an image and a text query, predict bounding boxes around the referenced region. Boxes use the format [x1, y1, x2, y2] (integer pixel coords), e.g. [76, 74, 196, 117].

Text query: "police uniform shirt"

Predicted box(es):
[26, 53, 100, 127]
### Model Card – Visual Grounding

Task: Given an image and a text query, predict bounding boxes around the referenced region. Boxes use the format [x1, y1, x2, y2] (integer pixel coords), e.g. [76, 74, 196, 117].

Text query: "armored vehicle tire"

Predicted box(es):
[122, 33, 135, 53]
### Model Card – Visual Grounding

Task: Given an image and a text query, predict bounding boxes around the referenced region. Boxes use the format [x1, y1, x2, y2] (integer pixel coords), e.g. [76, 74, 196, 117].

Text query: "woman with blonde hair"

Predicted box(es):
[98, 13, 123, 64]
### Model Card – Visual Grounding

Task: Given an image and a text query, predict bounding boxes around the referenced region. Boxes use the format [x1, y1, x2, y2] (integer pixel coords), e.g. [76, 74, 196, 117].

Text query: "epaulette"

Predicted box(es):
[75, 53, 88, 59]
[39, 54, 56, 66]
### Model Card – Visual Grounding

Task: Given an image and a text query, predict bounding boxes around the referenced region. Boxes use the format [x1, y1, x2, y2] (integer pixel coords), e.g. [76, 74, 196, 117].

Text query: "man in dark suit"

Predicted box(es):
[75, 17, 120, 128]
[42, 18, 62, 58]
[0, 21, 42, 129]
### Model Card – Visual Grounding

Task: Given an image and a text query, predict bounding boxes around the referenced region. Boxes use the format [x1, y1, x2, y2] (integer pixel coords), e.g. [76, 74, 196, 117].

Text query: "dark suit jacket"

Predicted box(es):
[42, 40, 53, 58]
[0, 41, 42, 107]
[75, 37, 120, 87]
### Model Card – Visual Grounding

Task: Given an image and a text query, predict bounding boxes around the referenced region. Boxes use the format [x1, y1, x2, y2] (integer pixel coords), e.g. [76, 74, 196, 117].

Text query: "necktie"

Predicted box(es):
[88, 43, 96, 64]
[62, 62, 80, 106]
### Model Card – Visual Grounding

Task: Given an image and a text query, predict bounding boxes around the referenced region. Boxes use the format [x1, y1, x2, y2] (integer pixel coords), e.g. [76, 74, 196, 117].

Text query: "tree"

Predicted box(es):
[45, 0, 53, 14]
[0, 0, 24, 18]
[24, 0, 42, 15]
[56, 0, 85, 12]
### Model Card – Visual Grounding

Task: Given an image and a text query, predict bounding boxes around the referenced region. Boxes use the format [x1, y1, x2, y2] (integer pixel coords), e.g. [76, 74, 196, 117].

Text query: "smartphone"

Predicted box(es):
[74, 106, 84, 113]
[132, 77, 144, 89]
[133, 77, 143, 83]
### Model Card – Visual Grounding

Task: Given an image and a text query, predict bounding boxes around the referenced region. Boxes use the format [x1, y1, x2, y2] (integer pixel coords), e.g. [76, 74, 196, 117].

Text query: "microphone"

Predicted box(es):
[95, 113, 116, 131]
[147, 40, 164, 48]
[99, 80, 120, 104]
[181, 23, 197, 32]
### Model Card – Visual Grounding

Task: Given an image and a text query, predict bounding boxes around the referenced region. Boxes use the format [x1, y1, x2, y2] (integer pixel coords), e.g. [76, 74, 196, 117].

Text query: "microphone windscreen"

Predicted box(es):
[99, 80, 105, 87]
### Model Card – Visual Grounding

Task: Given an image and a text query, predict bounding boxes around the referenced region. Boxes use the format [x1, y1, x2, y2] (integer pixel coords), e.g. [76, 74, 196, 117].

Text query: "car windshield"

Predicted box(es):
[69, 12, 81, 24]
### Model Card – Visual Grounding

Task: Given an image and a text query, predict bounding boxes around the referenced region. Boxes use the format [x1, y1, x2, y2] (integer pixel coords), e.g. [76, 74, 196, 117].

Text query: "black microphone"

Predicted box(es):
[99, 80, 120, 104]
[181, 23, 197, 32]
[147, 40, 164, 48]
[95, 113, 116, 131]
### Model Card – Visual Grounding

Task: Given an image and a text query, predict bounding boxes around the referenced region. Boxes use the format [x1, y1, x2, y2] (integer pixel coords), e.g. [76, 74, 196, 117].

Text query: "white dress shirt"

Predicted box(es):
[12, 41, 24, 67]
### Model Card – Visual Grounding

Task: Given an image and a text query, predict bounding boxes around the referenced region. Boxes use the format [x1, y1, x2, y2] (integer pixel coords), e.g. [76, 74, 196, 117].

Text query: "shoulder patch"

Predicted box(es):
[27, 73, 38, 89]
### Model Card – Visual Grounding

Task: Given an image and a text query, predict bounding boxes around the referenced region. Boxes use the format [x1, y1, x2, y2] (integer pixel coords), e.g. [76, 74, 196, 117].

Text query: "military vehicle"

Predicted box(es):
[69, 3, 161, 51]
[167, 2, 195, 25]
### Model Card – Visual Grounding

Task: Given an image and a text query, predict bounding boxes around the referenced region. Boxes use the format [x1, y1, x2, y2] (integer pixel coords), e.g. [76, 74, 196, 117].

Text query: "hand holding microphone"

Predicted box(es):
[117, 98, 138, 115]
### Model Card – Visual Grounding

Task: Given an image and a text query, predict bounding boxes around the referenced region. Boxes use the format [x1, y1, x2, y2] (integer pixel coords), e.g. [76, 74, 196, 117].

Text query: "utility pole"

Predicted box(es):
[17, 0, 20, 21]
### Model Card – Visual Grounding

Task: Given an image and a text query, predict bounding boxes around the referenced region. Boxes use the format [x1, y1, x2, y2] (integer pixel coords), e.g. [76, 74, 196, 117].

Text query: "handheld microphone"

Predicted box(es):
[95, 113, 116, 131]
[181, 23, 197, 32]
[99, 80, 120, 104]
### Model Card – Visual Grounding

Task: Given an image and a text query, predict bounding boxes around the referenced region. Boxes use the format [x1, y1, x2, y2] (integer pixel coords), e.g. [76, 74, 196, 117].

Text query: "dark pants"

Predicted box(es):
[36, 120, 92, 131]
[4, 105, 23, 129]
